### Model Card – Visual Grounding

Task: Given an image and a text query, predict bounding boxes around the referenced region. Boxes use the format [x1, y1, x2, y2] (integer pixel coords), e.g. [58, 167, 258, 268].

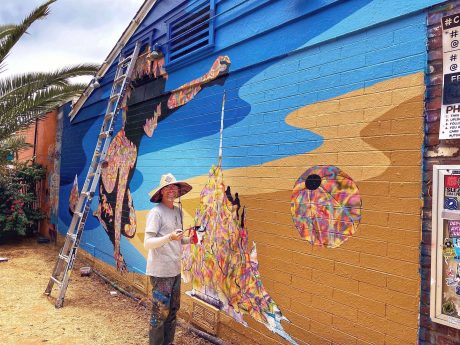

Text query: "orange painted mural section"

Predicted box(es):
[17, 110, 58, 237]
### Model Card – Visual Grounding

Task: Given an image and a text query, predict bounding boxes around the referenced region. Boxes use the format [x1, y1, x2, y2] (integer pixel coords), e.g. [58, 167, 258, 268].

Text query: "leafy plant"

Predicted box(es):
[0, 163, 46, 242]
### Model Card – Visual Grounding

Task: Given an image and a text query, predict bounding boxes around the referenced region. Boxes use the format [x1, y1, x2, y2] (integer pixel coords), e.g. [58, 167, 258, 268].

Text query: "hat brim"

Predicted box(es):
[149, 181, 192, 203]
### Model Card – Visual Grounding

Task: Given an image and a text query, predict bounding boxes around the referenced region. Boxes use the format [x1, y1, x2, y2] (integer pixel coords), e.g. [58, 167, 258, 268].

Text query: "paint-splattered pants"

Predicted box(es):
[149, 275, 181, 345]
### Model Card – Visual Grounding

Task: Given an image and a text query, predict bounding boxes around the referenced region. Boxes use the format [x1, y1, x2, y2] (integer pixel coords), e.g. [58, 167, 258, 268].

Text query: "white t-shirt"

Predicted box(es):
[145, 203, 182, 277]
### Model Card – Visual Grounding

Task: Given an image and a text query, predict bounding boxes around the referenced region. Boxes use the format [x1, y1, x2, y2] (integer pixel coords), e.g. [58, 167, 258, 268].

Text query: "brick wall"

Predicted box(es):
[16, 110, 58, 237]
[178, 12, 428, 345]
[421, 1, 460, 344]
[60, 3, 437, 344]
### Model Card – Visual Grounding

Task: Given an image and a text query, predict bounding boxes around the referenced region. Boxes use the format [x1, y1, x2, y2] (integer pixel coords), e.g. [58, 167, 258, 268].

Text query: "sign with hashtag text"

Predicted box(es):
[441, 14, 460, 139]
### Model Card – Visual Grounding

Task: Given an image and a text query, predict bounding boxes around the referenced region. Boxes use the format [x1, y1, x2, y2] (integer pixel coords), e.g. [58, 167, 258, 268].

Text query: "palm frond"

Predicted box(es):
[0, 1, 101, 146]
[0, 63, 99, 99]
[0, 135, 31, 167]
[0, 83, 86, 141]
[0, 135, 31, 153]
[0, 0, 57, 66]
[0, 25, 18, 41]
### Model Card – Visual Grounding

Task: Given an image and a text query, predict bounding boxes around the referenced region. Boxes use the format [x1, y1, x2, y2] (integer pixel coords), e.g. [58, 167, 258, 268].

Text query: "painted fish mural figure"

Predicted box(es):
[93, 49, 231, 271]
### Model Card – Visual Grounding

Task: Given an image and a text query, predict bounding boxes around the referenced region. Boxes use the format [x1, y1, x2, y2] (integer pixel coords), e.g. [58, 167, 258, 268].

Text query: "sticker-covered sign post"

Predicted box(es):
[441, 14, 460, 139]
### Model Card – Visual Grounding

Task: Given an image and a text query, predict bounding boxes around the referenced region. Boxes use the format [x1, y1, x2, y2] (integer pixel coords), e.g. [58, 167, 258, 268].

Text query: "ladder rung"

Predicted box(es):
[104, 112, 114, 120]
[119, 56, 131, 66]
[114, 74, 126, 84]
[66, 232, 77, 241]
[99, 131, 111, 139]
[110, 93, 120, 102]
[50, 276, 62, 286]
[59, 254, 70, 262]
[74, 212, 83, 218]
[80, 191, 93, 198]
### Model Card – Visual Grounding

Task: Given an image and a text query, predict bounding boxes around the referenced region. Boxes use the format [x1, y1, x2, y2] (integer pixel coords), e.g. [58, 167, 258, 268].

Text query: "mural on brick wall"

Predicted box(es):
[57, 1, 437, 343]
[48, 142, 61, 225]
[93, 52, 231, 271]
[291, 165, 362, 248]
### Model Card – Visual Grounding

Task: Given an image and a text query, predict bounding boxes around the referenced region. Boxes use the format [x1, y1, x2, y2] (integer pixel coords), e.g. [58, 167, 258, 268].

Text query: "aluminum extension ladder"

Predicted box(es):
[45, 41, 141, 308]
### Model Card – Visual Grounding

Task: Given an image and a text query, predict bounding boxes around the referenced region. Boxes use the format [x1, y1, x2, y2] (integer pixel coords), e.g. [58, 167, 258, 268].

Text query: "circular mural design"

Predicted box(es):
[291, 165, 362, 248]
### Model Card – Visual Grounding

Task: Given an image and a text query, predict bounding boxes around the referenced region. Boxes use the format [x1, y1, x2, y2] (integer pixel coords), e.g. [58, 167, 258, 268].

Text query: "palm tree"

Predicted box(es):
[0, 0, 99, 163]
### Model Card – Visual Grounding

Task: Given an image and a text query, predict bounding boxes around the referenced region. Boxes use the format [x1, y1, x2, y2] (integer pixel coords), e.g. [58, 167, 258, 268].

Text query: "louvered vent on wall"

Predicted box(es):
[167, 0, 215, 64]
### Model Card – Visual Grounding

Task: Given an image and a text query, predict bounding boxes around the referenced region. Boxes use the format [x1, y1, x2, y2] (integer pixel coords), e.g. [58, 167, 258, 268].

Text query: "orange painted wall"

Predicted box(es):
[17, 110, 58, 237]
[16, 124, 35, 162]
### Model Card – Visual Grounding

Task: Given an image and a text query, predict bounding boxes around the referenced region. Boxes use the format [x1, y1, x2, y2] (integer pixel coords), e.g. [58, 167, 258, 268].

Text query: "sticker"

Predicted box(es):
[456, 262, 460, 280]
[444, 238, 456, 260]
[445, 197, 459, 210]
[445, 248, 456, 261]
[445, 189, 460, 197]
[446, 265, 458, 286]
[448, 316, 460, 324]
[450, 220, 460, 237]
[446, 276, 458, 286]
[455, 285, 460, 295]
[445, 175, 460, 188]
[454, 238, 460, 259]
[443, 300, 457, 316]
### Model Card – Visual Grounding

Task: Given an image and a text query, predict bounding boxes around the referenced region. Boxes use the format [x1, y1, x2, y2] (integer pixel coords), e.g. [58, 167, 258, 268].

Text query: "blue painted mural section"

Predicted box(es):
[59, 0, 434, 273]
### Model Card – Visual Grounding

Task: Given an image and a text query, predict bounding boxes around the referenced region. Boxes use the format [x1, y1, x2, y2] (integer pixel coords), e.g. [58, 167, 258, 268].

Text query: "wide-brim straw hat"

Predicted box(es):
[149, 173, 192, 203]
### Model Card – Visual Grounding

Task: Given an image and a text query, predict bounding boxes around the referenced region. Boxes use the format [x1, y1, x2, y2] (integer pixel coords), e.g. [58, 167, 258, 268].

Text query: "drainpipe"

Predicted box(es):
[32, 116, 39, 164]
[32, 115, 41, 235]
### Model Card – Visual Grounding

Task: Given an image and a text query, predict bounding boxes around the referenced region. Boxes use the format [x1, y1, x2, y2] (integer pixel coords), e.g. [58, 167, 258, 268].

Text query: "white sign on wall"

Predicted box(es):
[441, 14, 460, 139]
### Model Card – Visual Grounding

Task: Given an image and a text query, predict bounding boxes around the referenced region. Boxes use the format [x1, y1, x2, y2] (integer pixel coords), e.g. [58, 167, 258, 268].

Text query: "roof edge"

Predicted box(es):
[69, 0, 158, 121]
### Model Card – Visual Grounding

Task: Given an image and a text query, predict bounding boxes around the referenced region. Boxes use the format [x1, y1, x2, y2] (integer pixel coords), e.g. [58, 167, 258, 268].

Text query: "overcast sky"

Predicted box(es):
[1, 0, 144, 80]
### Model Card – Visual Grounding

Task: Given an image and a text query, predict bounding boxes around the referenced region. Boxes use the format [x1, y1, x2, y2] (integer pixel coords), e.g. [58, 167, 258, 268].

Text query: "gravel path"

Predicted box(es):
[0, 239, 211, 345]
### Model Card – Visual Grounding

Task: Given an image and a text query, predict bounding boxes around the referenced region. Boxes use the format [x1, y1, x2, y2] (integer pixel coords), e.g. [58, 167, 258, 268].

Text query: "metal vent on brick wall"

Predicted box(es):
[191, 297, 219, 335]
[167, 0, 215, 64]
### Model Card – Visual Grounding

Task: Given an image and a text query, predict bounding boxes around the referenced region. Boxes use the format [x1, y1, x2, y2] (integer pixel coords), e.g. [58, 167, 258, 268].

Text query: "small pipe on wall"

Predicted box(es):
[33, 116, 39, 164]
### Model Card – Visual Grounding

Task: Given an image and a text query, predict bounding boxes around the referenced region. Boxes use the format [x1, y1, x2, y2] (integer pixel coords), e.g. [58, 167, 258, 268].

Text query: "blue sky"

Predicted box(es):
[1, 0, 143, 80]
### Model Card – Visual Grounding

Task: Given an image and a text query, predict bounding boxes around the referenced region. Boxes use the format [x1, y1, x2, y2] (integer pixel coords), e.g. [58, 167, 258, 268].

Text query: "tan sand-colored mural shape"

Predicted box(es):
[132, 72, 424, 254]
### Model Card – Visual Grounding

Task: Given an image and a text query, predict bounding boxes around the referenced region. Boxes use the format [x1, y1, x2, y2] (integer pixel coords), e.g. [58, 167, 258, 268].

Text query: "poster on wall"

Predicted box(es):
[432, 166, 460, 329]
[440, 13, 460, 139]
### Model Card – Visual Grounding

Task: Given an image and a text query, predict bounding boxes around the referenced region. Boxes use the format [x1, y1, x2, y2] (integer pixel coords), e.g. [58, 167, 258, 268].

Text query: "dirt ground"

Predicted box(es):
[0, 239, 212, 345]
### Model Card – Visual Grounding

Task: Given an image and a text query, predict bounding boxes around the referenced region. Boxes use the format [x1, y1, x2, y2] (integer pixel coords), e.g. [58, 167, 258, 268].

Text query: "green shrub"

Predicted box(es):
[0, 163, 46, 242]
